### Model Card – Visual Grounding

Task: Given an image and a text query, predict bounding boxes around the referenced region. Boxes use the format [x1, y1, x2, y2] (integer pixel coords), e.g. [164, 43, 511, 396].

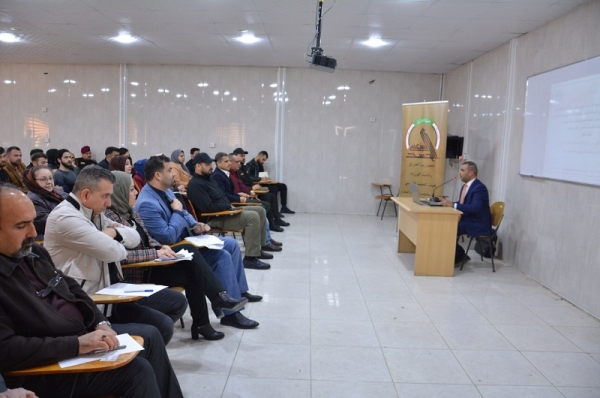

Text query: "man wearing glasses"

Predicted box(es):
[0, 184, 183, 397]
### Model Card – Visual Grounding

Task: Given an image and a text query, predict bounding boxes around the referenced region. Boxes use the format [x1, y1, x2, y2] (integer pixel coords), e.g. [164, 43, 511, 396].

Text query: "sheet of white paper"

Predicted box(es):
[155, 249, 193, 262]
[185, 235, 225, 250]
[258, 171, 269, 178]
[95, 283, 168, 297]
[58, 333, 145, 368]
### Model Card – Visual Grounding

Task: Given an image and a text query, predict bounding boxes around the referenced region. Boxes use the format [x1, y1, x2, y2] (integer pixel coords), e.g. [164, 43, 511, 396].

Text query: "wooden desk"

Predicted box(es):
[6, 336, 143, 376]
[391, 197, 462, 277]
[252, 189, 269, 194]
[259, 180, 278, 185]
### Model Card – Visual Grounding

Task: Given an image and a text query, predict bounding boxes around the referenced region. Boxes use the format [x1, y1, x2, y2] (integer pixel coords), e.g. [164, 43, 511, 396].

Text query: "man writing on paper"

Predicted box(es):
[440, 161, 492, 266]
[44, 166, 188, 344]
[0, 184, 183, 398]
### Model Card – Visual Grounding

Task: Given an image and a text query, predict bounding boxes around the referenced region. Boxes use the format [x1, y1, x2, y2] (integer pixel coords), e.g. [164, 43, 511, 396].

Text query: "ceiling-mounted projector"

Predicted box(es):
[310, 53, 337, 73]
[307, 0, 337, 73]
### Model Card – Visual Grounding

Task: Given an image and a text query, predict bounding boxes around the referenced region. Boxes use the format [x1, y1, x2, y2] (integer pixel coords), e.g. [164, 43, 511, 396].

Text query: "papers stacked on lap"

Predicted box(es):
[185, 235, 225, 250]
[59, 333, 144, 368]
[95, 283, 168, 297]
[155, 249, 194, 262]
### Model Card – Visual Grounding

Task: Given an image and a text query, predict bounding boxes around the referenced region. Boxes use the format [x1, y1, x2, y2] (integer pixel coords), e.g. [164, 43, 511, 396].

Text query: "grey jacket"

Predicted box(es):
[45, 193, 140, 296]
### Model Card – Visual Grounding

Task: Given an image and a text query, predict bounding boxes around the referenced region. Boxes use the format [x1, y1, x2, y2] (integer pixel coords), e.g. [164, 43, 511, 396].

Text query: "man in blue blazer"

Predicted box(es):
[135, 155, 262, 329]
[441, 161, 492, 265]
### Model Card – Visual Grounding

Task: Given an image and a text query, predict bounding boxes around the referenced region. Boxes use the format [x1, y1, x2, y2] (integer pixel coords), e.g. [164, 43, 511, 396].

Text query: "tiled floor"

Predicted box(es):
[167, 214, 600, 398]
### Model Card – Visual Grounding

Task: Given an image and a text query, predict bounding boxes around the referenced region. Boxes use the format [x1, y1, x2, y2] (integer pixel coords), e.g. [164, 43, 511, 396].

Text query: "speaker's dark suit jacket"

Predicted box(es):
[456, 178, 492, 237]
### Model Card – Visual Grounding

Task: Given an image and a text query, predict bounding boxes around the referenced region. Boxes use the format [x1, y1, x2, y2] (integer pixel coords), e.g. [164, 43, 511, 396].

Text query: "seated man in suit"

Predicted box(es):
[97, 146, 120, 169]
[246, 150, 295, 214]
[230, 152, 289, 233]
[44, 166, 188, 344]
[135, 155, 261, 329]
[0, 184, 183, 398]
[440, 161, 492, 266]
[187, 153, 273, 270]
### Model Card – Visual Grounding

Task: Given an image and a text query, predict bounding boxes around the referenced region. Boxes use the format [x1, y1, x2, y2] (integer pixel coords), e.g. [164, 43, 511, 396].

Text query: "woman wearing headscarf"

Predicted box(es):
[133, 158, 147, 190]
[24, 165, 68, 238]
[104, 171, 249, 341]
[170, 149, 192, 190]
[108, 155, 133, 173]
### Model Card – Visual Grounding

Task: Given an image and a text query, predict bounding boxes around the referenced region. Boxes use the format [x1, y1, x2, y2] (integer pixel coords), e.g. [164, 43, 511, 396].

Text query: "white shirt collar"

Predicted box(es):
[221, 169, 230, 177]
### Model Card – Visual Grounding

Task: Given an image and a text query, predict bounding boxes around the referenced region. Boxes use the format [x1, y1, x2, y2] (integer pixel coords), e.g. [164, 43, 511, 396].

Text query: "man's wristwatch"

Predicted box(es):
[96, 320, 111, 329]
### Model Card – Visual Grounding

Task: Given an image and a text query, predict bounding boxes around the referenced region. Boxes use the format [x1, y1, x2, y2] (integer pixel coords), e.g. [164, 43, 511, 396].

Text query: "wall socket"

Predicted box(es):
[42, 107, 48, 113]
[209, 142, 215, 148]
[370, 116, 376, 122]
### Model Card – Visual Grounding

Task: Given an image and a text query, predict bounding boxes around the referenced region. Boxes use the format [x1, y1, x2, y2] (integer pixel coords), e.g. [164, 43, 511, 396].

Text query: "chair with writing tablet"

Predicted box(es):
[5, 335, 144, 398]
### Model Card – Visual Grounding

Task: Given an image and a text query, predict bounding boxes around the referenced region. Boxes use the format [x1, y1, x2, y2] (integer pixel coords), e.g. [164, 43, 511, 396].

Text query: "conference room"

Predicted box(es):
[1, 0, 599, 397]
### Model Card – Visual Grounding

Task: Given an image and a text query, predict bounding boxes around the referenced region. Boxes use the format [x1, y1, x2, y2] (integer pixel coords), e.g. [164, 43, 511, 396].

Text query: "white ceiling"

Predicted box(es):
[0, 0, 588, 74]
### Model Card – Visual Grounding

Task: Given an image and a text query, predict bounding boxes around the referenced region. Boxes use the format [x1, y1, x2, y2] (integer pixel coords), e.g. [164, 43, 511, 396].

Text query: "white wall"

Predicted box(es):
[0, 63, 440, 215]
[443, 0, 600, 318]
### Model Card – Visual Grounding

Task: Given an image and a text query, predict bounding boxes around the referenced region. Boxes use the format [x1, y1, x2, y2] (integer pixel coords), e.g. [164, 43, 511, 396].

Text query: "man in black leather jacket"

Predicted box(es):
[0, 185, 183, 398]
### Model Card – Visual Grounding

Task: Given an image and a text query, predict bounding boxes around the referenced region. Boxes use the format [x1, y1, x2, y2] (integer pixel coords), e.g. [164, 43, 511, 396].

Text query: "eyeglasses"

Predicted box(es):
[36, 272, 62, 298]
[35, 177, 54, 183]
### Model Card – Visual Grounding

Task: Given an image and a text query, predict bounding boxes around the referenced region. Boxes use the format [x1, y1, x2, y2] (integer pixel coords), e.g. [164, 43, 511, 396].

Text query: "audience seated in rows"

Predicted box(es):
[4, 147, 27, 193]
[98, 146, 120, 169]
[109, 154, 133, 174]
[170, 149, 192, 190]
[44, 166, 188, 345]
[0, 147, 9, 184]
[187, 153, 271, 270]
[186, 147, 199, 173]
[76, 145, 97, 169]
[246, 150, 295, 214]
[53, 149, 78, 193]
[133, 158, 148, 189]
[229, 152, 289, 233]
[0, 184, 184, 398]
[25, 149, 44, 171]
[134, 156, 261, 329]
[24, 166, 67, 238]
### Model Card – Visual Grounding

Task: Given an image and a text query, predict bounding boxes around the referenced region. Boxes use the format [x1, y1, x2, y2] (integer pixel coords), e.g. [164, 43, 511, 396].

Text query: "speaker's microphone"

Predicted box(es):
[431, 177, 457, 200]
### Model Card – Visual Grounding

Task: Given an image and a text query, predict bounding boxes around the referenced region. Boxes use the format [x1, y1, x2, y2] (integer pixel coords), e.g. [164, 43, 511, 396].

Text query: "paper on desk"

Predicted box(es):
[95, 283, 168, 297]
[185, 235, 225, 250]
[58, 333, 144, 368]
[155, 248, 193, 262]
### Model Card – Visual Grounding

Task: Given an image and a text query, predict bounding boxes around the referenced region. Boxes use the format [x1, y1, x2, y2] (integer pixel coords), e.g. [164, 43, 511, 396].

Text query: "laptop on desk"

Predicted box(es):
[409, 183, 444, 206]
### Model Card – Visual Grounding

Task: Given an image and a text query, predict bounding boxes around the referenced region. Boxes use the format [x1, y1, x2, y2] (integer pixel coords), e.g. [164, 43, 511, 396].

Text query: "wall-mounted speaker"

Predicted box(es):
[446, 136, 464, 159]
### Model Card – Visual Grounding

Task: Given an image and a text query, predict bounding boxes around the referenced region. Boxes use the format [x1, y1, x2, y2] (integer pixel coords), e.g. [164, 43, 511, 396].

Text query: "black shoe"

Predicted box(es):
[211, 304, 224, 319]
[280, 206, 295, 214]
[191, 323, 225, 341]
[243, 257, 271, 270]
[220, 312, 259, 329]
[270, 224, 284, 232]
[276, 219, 290, 227]
[270, 239, 283, 247]
[262, 243, 282, 252]
[212, 292, 248, 312]
[258, 251, 274, 260]
[455, 254, 471, 268]
[278, 213, 285, 219]
[242, 292, 263, 302]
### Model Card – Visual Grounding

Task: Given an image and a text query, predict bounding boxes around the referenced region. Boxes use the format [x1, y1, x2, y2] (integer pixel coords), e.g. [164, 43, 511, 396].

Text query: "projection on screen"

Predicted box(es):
[521, 55, 600, 186]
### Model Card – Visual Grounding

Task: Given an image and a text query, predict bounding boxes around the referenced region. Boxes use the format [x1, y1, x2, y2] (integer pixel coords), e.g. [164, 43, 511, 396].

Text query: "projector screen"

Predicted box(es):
[520, 55, 600, 186]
